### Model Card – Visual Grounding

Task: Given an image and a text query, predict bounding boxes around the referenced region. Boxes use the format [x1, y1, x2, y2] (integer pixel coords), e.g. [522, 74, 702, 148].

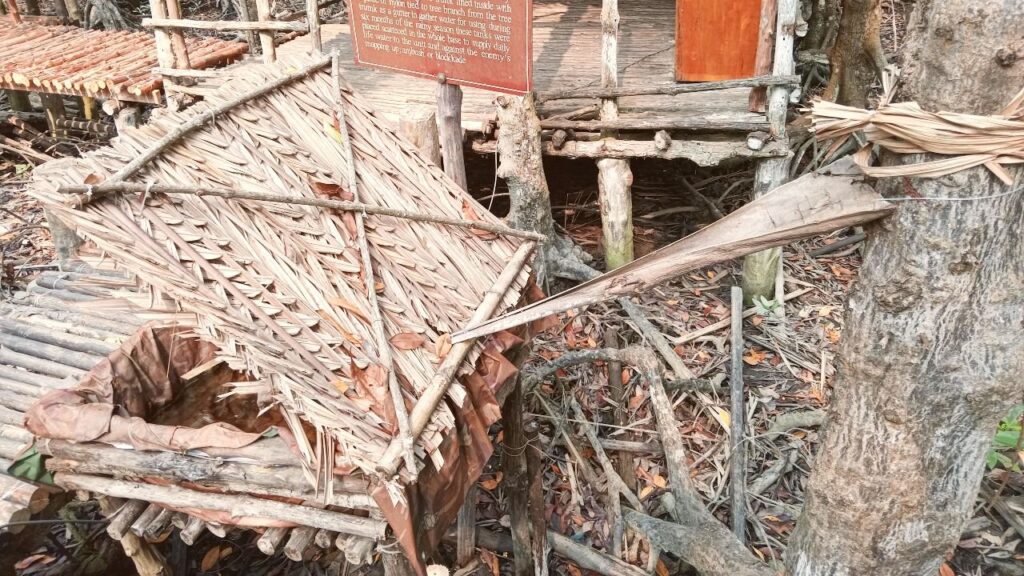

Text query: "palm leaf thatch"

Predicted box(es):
[28, 55, 532, 481]
[810, 87, 1024, 185]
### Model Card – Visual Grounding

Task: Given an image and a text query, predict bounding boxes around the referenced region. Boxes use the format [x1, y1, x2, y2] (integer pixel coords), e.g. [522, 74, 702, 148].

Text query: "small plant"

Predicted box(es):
[986, 403, 1023, 471]
[751, 295, 781, 316]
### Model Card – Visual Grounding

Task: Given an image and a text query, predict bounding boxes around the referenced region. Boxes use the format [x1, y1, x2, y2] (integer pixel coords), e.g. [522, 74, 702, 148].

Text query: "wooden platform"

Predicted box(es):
[0, 21, 248, 104]
[275, 0, 769, 135]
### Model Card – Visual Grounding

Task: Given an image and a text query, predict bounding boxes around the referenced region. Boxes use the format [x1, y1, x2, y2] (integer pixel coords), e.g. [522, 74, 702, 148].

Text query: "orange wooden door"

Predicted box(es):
[675, 0, 763, 82]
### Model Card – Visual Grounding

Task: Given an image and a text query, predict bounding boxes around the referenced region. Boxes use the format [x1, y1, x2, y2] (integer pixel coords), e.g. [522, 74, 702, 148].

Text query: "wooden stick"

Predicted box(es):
[284, 526, 318, 561]
[100, 56, 330, 186]
[306, 0, 322, 52]
[254, 0, 276, 63]
[257, 526, 289, 555]
[163, 0, 192, 70]
[232, 0, 258, 57]
[729, 286, 747, 543]
[179, 515, 206, 545]
[99, 498, 169, 576]
[569, 396, 642, 510]
[55, 473, 389, 539]
[503, 380, 532, 576]
[437, 79, 467, 190]
[107, 499, 148, 540]
[548, 531, 646, 576]
[331, 55, 414, 473]
[142, 17, 306, 31]
[748, 0, 779, 112]
[672, 288, 813, 345]
[537, 74, 800, 102]
[57, 182, 545, 242]
[376, 241, 534, 478]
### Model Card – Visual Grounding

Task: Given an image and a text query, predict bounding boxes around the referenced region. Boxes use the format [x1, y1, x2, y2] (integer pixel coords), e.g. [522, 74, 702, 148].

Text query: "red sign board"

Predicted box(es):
[349, 0, 532, 94]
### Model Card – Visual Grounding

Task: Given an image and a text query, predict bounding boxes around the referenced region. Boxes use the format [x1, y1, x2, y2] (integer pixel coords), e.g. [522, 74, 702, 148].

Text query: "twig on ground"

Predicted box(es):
[729, 286, 747, 543]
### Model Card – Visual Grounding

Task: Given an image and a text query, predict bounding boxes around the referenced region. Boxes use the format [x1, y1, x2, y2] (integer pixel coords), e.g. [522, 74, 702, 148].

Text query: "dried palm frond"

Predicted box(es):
[810, 86, 1024, 184]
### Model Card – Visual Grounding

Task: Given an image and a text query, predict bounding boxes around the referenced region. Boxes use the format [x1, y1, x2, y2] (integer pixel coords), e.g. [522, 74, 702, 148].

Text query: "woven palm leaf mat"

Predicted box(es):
[27, 55, 533, 490]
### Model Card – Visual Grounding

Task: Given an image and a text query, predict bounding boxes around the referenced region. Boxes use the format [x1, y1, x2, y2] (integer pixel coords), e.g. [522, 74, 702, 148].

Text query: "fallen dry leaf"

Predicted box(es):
[390, 332, 427, 350]
[743, 348, 769, 365]
[434, 334, 453, 359]
[328, 297, 370, 324]
[480, 471, 503, 490]
[938, 563, 955, 576]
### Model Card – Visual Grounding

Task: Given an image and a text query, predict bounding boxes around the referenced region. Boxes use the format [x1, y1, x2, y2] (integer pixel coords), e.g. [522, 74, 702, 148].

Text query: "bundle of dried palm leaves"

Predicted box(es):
[810, 87, 1024, 184]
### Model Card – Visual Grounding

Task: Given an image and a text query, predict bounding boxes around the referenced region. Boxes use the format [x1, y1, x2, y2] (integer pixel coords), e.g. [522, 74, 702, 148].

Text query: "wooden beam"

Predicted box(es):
[537, 74, 800, 102]
[472, 135, 789, 164]
[539, 117, 768, 132]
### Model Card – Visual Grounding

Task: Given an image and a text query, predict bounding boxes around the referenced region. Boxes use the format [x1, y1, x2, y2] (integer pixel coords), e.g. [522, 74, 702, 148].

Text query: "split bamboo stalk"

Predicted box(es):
[376, 241, 535, 478]
[57, 182, 545, 241]
[55, 473, 389, 539]
[331, 54, 415, 473]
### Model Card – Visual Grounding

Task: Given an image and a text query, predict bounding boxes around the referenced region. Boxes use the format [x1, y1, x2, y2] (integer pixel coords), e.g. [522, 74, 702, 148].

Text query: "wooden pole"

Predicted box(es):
[5, 91, 31, 113]
[164, 0, 192, 69]
[4, 0, 20, 23]
[729, 286, 747, 543]
[147, 0, 180, 109]
[39, 94, 66, 138]
[56, 473, 389, 538]
[437, 78, 468, 190]
[375, 241, 535, 478]
[597, 0, 633, 269]
[306, 0, 322, 53]
[503, 379, 532, 576]
[63, 0, 81, 22]
[58, 182, 545, 241]
[233, 0, 258, 56]
[254, 0, 276, 63]
[748, 0, 779, 112]
[398, 105, 442, 167]
[741, 0, 797, 304]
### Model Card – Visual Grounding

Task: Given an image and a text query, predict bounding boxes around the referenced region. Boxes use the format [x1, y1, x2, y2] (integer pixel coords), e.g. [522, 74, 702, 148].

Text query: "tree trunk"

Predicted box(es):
[823, 0, 885, 107]
[495, 93, 588, 287]
[787, 2, 1024, 574]
[803, 0, 840, 52]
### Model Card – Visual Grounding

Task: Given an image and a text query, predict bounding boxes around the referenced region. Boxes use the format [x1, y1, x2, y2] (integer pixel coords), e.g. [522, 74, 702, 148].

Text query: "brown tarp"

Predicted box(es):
[26, 323, 263, 451]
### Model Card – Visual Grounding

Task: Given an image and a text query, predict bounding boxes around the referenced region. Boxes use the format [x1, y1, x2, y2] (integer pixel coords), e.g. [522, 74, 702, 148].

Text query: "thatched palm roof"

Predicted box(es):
[29, 55, 532, 480]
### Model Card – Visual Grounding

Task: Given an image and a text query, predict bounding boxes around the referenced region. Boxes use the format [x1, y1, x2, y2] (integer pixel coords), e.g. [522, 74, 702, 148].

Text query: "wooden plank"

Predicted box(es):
[675, 0, 763, 81]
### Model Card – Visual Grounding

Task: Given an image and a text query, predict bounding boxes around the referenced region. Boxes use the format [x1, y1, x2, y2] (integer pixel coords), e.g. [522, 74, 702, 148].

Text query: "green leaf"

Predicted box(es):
[986, 450, 999, 469]
[994, 429, 1020, 448]
[9, 446, 53, 485]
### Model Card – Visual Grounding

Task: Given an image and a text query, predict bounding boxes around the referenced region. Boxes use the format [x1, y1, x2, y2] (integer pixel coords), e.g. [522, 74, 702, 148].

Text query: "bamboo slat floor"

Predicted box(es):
[211, 0, 767, 134]
[0, 22, 248, 104]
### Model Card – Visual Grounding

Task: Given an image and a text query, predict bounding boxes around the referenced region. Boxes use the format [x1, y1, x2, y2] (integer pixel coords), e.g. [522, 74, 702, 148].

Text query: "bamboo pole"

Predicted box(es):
[58, 182, 545, 241]
[330, 55, 415, 473]
[56, 473, 389, 538]
[597, 0, 633, 270]
[376, 241, 534, 478]
[729, 286, 747, 543]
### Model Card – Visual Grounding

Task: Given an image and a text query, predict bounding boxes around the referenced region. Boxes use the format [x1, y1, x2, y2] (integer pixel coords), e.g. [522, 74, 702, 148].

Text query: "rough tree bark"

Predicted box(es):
[495, 93, 589, 287]
[823, 0, 886, 107]
[787, 2, 1024, 574]
[803, 0, 840, 52]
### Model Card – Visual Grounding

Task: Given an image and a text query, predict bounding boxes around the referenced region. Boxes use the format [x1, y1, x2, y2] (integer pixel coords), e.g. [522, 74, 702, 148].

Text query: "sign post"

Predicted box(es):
[348, 0, 533, 188]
